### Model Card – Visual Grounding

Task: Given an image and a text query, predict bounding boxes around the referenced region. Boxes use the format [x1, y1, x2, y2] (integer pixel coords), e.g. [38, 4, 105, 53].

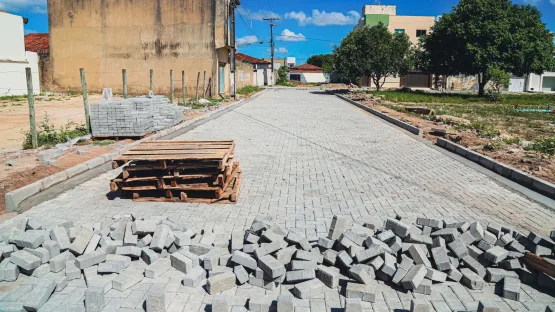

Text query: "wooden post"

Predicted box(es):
[182, 70, 186, 105]
[211, 73, 215, 97]
[195, 72, 200, 103]
[79, 68, 91, 133]
[202, 71, 206, 98]
[122, 69, 128, 99]
[149, 69, 154, 94]
[25, 68, 38, 149]
[170, 69, 174, 104]
[206, 78, 212, 99]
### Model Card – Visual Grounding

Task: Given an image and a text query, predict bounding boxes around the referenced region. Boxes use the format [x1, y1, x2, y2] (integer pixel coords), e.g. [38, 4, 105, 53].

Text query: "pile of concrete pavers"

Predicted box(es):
[90, 95, 183, 137]
[0, 214, 554, 312]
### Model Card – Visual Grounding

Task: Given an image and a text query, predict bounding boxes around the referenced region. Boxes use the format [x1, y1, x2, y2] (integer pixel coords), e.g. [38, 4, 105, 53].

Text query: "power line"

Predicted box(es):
[277, 35, 341, 43]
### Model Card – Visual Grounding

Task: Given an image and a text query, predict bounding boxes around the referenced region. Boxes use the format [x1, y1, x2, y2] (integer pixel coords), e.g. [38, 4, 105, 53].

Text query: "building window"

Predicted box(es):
[416, 29, 427, 37]
[394, 29, 405, 34]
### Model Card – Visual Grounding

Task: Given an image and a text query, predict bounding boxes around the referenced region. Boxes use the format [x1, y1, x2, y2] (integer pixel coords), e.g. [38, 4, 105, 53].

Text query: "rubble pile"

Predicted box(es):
[0, 214, 554, 311]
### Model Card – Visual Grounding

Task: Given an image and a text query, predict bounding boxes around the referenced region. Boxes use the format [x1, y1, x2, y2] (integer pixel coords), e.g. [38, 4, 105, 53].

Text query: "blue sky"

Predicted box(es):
[1, 0, 554, 64]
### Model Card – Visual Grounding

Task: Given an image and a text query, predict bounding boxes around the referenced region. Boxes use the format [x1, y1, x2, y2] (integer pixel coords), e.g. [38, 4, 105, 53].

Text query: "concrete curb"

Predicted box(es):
[331, 92, 423, 137]
[5, 91, 265, 213]
[436, 138, 555, 199]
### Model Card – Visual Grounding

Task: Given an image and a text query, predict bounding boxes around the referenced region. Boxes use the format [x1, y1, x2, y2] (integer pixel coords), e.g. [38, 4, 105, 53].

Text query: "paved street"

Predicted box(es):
[3, 89, 555, 311]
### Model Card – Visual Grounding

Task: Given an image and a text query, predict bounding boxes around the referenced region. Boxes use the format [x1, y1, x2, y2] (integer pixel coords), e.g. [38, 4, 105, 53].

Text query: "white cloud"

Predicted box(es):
[31, 6, 46, 14]
[277, 29, 306, 42]
[237, 35, 259, 46]
[550, 0, 555, 5]
[24, 28, 38, 35]
[0, 0, 46, 13]
[276, 47, 288, 54]
[237, 8, 279, 21]
[285, 9, 361, 26]
[523, 0, 540, 4]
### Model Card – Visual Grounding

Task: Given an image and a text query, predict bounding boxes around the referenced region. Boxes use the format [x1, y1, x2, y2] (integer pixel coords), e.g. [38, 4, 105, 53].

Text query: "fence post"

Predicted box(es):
[211, 73, 215, 97]
[170, 69, 174, 104]
[150, 69, 154, 94]
[203, 71, 206, 98]
[122, 69, 128, 99]
[79, 68, 91, 133]
[196, 72, 200, 103]
[182, 70, 186, 105]
[25, 68, 38, 149]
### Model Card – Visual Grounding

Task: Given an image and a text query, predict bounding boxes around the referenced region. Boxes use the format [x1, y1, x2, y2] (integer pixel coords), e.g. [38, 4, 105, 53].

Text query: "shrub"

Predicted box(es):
[487, 66, 510, 94]
[237, 85, 261, 95]
[23, 113, 88, 149]
[524, 137, 555, 155]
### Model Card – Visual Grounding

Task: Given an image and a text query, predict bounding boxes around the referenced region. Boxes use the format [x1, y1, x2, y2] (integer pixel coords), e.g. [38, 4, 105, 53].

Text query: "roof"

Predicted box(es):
[236, 53, 269, 64]
[290, 64, 323, 71]
[25, 33, 49, 54]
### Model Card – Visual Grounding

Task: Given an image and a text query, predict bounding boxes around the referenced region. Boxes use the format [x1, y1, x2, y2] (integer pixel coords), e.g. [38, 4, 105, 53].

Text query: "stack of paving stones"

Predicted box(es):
[0, 214, 554, 311]
[90, 95, 183, 137]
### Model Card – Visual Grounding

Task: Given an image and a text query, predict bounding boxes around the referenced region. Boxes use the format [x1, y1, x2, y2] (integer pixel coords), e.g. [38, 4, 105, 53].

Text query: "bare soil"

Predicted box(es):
[343, 93, 555, 185]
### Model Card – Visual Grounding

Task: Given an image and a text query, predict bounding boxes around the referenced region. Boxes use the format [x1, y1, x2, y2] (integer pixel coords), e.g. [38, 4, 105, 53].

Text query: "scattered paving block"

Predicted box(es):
[425, 268, 447, 282]
[407, 233, 432, 245]
[323, 249, 338, 266]
[11, 231, 44, 249]
[32, 264, 50, 277]
[477, 240, 494, 252]
[112, 269, 144, 291]
[328, 215, 348, 240]
[277, 295, 294, 312]
[503, 276, 521, 301]
[150, 225, 170, 251]
[231, 231, 244, 252]
[145, 258, 171, 279]
[318, 237, 334, 249]
[115, 246, 142, 258]
[249, 295, 273, 312]
[182, 266, 207, 287]
[207, 271, 236, 294]
[50, 227, 71, 251]
[146, 285, 166, 312]
[477, 301, 500, 312]
[496, 233, 513, 247]
[52, 274, 68, 292]
[258, 255, 285, 279]
[385, 218, 410, 238]
[461, 255, 487, 278]
[75, 251, 106, 269]
[448, 238, 469, 259]
[485, 268, 518, 283]
[500, 258, 522, 270]
[401, 264, 427, 290]
[408, 245, 432, 267]
[65, 260, 81, 280]
[293, 278, 324, 299]
[110, 220, 126, 241]
[84, 234, 101, 254]
[431, 228, 459, 243]
[350, 264, 373, 284]
[432, 236, 446, 248]
[141, 248, 159, 265]
[22, 278, 56, 311]
[212, 295, 228, 312]
[410, 300, 431, 312]
[506, 240, 525, 253]
[10, 250, 41, 271]
[534, 245, 552, 257]
[0, 244, 16, 258]
[337, 250, 353, 267]
[484, 246, 509, 264]
[413, 278, 432, 295]
[316, 265, 340, 288]
[170, 252, 193, 274]
[2, 261, 19, 281]
[345, 298, 362, 312]
[97, 261, 122, 274]
[25, 247, 50, 264]
[276, 246, 297, 265]
[381, 253, 397, 277]
[354, 245, 384, 263]
[137, 234, 153, 248]
[131, 221, 158, 235]
[431, 247, 450, 271]
[345, 282, 376, 302]
[85, 286, 105, 312]
[286, 269, 315, 283]
[234, 265, 249, 285]
[290, 260, 317, 271]
[483, 231, 497, 245]
[254, 241, 281, 258]
[231, 250, 258, 270]
[461, 268, 485, 290]
[99, 237, 123, 254]
[69, 227, 94, 255]
[248, 274, 277, 290]
[123, 223, 138, 246]
[49, 251, 74, 272]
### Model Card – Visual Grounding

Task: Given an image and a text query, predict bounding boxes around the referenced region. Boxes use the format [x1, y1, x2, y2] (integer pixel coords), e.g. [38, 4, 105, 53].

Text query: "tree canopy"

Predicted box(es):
[333, 23, 412, 90]
[419, 0, 554, 95]
[306, 54, 334, 73]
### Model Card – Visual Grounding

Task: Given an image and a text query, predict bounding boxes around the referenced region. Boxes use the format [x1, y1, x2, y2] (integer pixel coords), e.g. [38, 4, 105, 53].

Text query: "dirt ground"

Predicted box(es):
[342, 92, 555, 185]
[0, 92, 239, 214]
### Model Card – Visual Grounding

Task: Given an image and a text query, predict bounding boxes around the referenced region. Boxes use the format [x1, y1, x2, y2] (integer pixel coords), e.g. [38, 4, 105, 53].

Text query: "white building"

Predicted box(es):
[288, 64, 328, 83]
[525, 73, 555, 93]
[0, 10, 40, 96]
[287, 57, 296, 68]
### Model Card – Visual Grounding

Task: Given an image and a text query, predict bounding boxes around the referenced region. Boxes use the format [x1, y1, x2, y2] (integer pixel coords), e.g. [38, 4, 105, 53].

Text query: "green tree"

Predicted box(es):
[307, 54, 334, 73]
[334, 23, 412, 90]
[487, 66, 510, 94]
[277, 66, 288, 84]
[421, 0, 554, 96]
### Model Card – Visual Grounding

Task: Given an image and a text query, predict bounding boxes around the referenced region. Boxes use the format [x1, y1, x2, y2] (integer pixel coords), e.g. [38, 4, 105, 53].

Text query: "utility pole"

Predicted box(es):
[230, 0, 240, 97]
[263, 17, 280, 84]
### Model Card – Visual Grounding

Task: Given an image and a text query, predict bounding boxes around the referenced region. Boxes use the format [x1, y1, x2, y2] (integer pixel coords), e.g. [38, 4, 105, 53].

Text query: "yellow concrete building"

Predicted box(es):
[47, 0, 236, 96]
[355, 5, 435, 89]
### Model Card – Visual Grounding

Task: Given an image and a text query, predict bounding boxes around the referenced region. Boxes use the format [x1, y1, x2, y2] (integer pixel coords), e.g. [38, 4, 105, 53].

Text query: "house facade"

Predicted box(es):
[236, 53, 271, 87]
[288, 64, 328, 83]
[47, 0, 236, 96]
[0, 10, 40, 96]
[355, 5, 435, 89]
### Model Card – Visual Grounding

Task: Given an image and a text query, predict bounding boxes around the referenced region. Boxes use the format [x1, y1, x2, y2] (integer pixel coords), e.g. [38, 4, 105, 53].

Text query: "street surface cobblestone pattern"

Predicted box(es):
[2, 89, 554, 311]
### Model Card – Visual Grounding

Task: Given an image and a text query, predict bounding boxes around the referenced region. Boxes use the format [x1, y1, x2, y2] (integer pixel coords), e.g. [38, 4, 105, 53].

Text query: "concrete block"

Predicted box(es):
[318, 237, 334, 249]
[75, 251, 106, 269]
[502, 276, 521, 301]
[413, 278, 432, 295]
[277, 295, 294, 312]
[145, 258, 171, 279]
[461, 255, 487, 278]
[123, 223, 138, 246]
[25, 247, 50, 264]
[345, 298, 362, 312]
[430, 247, 450, 271]
[410, 299, 431, 312]
[337, 250, 353, 267]
[461, 268, 485, 290]
[401, 264, 427, 290]
[345, 282, 376, 302]
[477, 301, 500, 312]
[10, 230, 44, 249]
[385, 218, 410, 238]
[22, 278, 56, 311]
[115, 246, 141, 258]
[5, 181, 41, 212]
[182, 266, 207, 287]
[448, 238, 469, 259]
[84, 234, 101, 254]
[42, 240, 60, 258]
[484, 246, 509, 264]
[212, 295, 228, 312]
[207, 271, 236, 294]
[254, 241, 281, 258]
[354, 245, 385, 263]
[293, 278, 324, 299]
[328, 215, 348, 240]
[65, 260, 81, 280]
[150, 224, 169, 251]
[141, 247, 159, 265]
[10, 250, 41, 271]
[276, 246, 297, 265]
[69, 227, 94, 255]
[286, 269, 315, 283]
[99, 236, 123, 254]
[170, 252, 193, 274]
[425, 268, 447, 282]
[249, 295, 273, 312]
[32, 264, 50, 277]
[231, 250, 257, 270]
[49, 251, 74, 272]
[137, 234, 153, 248]
[112, 269, 144, 291]
[50, 227, 71, 251]
[85, 286, 105, 312]
[234, 265, 249, 285]
[350, 264, 373, 285]
[408, 245, 432, 267]
[316, 265, 340, 288]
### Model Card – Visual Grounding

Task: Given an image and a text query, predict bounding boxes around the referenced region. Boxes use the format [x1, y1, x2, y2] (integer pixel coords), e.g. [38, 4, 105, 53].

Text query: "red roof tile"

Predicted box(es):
[236, 53, 269, 64]
[25, 33, 49, 54]
[291, 64, 323, 71]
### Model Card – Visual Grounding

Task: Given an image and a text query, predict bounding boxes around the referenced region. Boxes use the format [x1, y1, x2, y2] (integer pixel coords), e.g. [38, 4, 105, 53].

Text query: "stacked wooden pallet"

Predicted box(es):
[110, 140, 242, 203]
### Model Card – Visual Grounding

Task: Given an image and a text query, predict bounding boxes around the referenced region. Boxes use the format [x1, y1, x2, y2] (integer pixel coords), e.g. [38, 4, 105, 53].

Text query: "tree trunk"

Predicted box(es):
[477, 72, 490, 96]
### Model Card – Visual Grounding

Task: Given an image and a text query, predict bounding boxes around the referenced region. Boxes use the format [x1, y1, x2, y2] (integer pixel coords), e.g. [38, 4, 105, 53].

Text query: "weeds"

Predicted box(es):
[524, 138, 555, 156]
[23, 113, 88, 149]
[237, 85, 262, 95]
[483, 138, 505, 151]
[454, 120, 499, 138]
[502, 137, 521, 145]
[93, 140, 115, 146]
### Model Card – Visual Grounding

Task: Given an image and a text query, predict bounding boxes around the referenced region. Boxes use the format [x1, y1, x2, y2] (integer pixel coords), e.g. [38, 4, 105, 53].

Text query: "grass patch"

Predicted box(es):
[23, 113, 89, 150]
[237, 85, 262, 96]
[524, 138, 555, 155]
[454, 120, 500, 138]
[93, 140, 115, 146]
[0, 95, 27, 101]
[372, 90, 555, 105]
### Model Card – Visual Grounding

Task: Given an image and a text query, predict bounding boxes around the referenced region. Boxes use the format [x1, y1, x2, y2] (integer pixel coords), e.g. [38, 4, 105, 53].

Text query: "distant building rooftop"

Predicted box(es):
[236, 53, 269, 64]
[25, 33, 50, 55]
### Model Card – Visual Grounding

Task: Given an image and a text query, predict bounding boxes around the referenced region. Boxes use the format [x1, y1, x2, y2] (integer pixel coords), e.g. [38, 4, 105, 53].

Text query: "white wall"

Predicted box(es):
[0, 12, 41, 96]
[0, 12, 26, 62]
[526, 73, 555, 93]
[300, 73, 327, 83]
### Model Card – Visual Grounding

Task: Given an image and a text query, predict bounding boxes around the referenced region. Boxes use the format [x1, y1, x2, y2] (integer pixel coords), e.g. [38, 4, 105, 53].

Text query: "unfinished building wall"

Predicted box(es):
[47, 0, 231, 96]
